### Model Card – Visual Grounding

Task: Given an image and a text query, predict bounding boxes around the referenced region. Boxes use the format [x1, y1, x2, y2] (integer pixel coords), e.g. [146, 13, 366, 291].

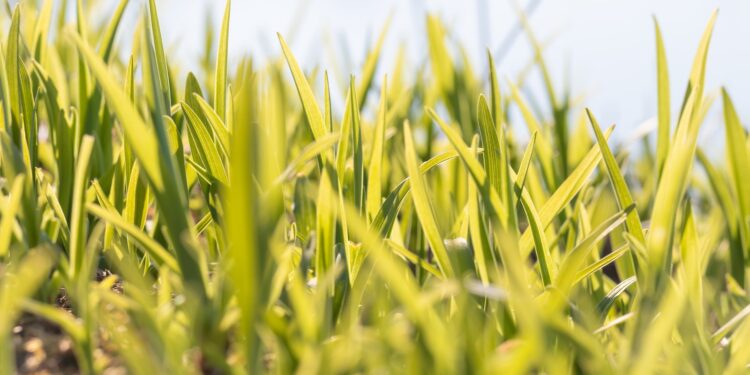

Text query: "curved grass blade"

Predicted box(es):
[575, 244, 630, 284]
[98, 0, 130, 61]
[518, 126, 613, 257]
[273, 132, 340, 185]
[193, 93, 231, 155]
[596, 276, 637, 316]
[370, 150, 460, 236]
[87, 204, 179, 273]
[182, 103, 229, 184]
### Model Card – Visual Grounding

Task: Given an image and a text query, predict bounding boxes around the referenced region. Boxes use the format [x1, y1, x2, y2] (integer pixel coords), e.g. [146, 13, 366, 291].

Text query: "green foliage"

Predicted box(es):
[0, 3, 747, 374]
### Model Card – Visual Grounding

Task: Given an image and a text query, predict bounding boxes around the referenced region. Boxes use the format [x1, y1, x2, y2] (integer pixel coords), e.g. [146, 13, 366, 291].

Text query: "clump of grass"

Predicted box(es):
[0, 1, 748, 373]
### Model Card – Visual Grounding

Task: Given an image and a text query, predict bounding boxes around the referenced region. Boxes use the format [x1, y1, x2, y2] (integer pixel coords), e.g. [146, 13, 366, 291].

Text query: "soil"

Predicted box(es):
[11, 270, 125, 375]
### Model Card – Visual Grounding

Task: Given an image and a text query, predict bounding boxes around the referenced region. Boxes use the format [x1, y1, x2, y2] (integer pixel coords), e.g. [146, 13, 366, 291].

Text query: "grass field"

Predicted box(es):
[0, 1, 749, 374]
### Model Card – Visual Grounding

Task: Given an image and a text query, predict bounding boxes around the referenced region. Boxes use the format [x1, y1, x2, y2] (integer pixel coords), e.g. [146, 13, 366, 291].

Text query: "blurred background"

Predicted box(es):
[84, 1, 750, 142]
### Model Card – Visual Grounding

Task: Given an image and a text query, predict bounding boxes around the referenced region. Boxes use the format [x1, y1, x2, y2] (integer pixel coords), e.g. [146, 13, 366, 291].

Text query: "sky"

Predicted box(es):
[127, 1, 750, 144]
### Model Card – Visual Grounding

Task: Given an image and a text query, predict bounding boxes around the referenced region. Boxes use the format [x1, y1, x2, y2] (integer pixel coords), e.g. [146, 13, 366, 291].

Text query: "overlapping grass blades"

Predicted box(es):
[0, 2, 748, 373]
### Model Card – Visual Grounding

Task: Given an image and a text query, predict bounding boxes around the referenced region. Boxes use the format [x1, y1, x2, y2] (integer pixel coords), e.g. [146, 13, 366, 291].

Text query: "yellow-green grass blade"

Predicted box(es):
[403, 120, 455, 278]
[278, 33, 327, 141]
[273, 132, 340, 185]
[487, 50, 505, 131]
[182, 102, 229, 185]
[384, 239, 443, 278]
[686, 10, 718, 120]
[427, 108, 509, 228]
[468, 136, 493, 284]
[336, 87, 353, 183]
[0, 175, 25, 256]
[97, 0, 130, 61]
[646, 89, 700, 290]
[697, 149, 744, 283]
[71, 33, 206, 296]
[336, 197, 456, 371]
[215, 0, 231, 121]
[87, 203, 179, 273]
[514, 133, 553, 285]
[316, 167, 337, 277]
[370, 150, 460, 236]
[515, 132, 537, 195]
[654, 18, 671, 178]
[554, 208, 631, 297]
[0, 36, 11, 134]
[193, 94, 231, 156]
[426, 15, 455, 97]
[366, 76, 388, 222]
[477, 95, 503, 195]
[225, 67, 268, 368]
[31, 0, 54, 62]
[596, 276, 637, 316]
[349, 77, 365, 213]
[488, 51, 517, 231]
[68, 135, 95, 278]
[586, 109, 643, 275]
[575, 244, 630, 285]
[324, 71, 333, 133]
[6, 6, 22, 141]
[508, 80, 557, 189]
[517, 6, 558, 111]
[518, 127, 613, 257]
[357, 16, 391, 108]
[147, 0, 172, 107]
[722, 89, 750, 263]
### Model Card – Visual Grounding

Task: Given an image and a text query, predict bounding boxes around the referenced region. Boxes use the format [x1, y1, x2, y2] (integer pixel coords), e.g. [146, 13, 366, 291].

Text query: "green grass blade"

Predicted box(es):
[366, 76, 387, 222]
[71, 33, 206, 296]
[215, 0, 231, 121]
[427, 108, 509, 228]
[477, 95, 502, 194]
[0, 175, 25, 257]
[403, 120, 455, 278]
[87, 204, 179, 273]
[722, 89, 750, 264]
[513, 134, 553, 285]
[98, 0, 130, 61]
[68, 135, 95, 278]
[193, 93, 231, 155]
[654, 18, 670, 177]
[182, 103, 229, 184]
[357, 16, 391, 108]
[147, 0, 172, 106]
[586, 109, 643, 275]
[518, 127, 613, 257]
[468, 137, 493, 284]
[278, 33, 327, 140]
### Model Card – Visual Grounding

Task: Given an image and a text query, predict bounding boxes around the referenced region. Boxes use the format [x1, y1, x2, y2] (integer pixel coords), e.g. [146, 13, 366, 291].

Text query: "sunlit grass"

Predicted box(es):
[0, 1, 748, 373]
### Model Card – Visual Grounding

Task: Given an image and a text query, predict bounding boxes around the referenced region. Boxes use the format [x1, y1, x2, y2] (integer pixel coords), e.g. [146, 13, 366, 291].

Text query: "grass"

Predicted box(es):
[0, 1, 748, 373]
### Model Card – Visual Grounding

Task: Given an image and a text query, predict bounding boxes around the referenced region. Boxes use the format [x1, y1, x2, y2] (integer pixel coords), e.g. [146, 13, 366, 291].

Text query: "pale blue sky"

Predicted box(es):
[148, 1, 749, 142]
